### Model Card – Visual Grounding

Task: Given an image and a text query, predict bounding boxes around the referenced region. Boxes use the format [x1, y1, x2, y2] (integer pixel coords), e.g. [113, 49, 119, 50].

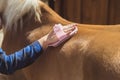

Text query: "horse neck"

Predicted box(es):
[1, 1, 73, 53]
[1, 5, 59, 53]
[27, 2, 74, 42]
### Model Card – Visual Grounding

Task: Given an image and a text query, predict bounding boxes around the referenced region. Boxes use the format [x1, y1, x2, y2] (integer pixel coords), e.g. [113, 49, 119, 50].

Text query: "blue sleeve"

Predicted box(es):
[0, 41, 43, 75]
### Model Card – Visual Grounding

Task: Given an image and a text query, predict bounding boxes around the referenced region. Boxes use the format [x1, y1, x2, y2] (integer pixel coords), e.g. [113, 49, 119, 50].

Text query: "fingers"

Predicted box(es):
[47, 23, 78, 47]
[63, 23, 78, 34]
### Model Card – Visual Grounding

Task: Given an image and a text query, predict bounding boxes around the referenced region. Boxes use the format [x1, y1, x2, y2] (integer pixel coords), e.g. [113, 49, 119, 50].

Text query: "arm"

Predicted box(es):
[0, 41, 43, 74]
[0, 23, 77, 75]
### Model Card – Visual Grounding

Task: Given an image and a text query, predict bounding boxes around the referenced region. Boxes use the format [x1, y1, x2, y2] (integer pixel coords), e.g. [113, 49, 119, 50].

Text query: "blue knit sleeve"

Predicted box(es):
[0, 41, 43, 74]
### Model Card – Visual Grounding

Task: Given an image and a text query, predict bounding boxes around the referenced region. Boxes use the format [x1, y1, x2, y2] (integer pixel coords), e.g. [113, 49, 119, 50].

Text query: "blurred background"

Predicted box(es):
[42, 0, 120, 25]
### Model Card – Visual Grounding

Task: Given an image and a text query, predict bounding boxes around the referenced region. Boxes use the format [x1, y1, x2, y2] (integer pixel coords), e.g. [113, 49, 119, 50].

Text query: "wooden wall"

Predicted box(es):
[49, 0, 120, 25]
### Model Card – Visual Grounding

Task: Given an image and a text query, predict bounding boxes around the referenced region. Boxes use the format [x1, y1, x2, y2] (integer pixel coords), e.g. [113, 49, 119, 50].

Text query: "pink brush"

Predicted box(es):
[48, 24, 78, 47]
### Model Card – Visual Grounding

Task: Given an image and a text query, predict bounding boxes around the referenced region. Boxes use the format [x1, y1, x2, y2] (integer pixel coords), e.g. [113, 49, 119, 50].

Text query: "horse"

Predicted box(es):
[1, 0, 120, 80]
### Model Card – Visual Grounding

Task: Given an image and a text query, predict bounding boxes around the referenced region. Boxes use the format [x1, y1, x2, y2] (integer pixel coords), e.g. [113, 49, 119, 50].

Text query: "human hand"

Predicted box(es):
[38, 23, 78, 50]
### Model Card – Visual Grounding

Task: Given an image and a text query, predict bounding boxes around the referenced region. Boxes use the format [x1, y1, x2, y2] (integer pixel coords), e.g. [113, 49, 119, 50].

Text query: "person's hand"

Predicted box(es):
[38, 23, 78, 50]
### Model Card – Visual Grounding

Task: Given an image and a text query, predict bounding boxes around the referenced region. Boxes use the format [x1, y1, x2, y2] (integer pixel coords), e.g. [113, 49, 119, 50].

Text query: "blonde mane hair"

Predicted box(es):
[2, 0, 41, 31]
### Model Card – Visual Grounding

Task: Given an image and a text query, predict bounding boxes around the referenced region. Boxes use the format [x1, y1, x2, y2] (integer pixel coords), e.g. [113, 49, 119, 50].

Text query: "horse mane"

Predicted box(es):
[0, 0, 6, 13]
[2, 0, 41, 31]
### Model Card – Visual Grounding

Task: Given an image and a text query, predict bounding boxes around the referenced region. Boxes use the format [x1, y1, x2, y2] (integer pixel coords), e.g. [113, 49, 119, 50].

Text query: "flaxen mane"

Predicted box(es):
[1, 0, 41, 31]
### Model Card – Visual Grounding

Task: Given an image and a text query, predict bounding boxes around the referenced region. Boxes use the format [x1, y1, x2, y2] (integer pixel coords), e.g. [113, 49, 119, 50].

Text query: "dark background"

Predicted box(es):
[48, 0, 120, 25]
